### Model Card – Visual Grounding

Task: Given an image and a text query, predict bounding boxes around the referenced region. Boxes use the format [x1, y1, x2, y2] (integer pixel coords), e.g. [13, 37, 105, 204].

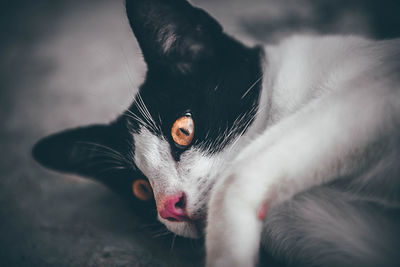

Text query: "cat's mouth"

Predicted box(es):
[158, 214, 206, 238]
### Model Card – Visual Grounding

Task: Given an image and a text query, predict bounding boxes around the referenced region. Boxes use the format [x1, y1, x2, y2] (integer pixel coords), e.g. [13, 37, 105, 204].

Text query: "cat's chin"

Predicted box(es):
[159, 217, 202, 239]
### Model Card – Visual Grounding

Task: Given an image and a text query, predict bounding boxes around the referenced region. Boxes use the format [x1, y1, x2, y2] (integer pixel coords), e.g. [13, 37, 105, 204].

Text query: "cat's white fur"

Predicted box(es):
[133, 35, 400, 266]
[206, 35, 400, 266]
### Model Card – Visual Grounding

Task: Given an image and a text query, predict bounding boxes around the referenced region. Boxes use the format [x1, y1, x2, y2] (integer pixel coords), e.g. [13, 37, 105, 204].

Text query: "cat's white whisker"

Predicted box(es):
[153, 230, 172, 238]
[124, 111, 150, 129]
[77, 141, 128, 162]
[241, 75, 263, 100]
[133, 97, 150, 124]
[222, 106, 260, 164]
[170, 234, 177, 253]
[120, 45, 137, 90]
[134, 98, 155, 130]
[213, 81, 220, 92]
[135, 92, 160, 133]
[84, 159, 126, 168]
[94, 166, 127, 176]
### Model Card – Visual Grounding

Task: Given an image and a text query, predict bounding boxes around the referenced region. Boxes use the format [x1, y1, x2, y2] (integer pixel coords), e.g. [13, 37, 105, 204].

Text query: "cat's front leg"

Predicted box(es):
[205, 153, 289, 267]
[205, 170, 265, 267]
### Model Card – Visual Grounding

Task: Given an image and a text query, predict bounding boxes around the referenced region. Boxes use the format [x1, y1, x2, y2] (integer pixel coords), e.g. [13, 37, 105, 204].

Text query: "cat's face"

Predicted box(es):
[33, 0, 263, 238]
[127, 60, 261, 237]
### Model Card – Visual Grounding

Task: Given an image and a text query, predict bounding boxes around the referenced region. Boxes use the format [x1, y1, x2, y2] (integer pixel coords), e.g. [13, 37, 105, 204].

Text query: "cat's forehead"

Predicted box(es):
[136, 44, 264, 113]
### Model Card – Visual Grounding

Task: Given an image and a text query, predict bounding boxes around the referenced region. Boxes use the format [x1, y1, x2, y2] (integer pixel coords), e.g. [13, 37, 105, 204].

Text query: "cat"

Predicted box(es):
[33, 0, 400, 266]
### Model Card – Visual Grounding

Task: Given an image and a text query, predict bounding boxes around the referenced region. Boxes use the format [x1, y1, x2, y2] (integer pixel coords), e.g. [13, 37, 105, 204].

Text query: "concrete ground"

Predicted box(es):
[1, 0, 399, 266]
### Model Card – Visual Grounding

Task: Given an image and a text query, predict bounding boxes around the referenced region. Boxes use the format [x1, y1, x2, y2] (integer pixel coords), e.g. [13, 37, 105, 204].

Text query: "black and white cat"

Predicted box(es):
[33, 0, 400, 266]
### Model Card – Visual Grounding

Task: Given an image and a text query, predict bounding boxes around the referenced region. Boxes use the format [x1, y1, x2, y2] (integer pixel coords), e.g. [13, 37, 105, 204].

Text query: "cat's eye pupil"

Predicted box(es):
[140, 184, 148, 193]
[179, 127, 190, 136]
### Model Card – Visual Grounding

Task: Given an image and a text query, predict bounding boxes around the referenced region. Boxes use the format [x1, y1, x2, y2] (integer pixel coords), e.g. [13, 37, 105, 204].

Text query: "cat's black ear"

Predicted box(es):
[33, 124, 121, 175]
[32, 123, 141, 196]
[125, 0, 223, 74]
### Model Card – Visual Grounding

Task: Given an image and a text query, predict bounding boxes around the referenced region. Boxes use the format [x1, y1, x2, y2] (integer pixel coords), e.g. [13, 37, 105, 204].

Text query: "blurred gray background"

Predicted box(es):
[1, 0, 400, 266]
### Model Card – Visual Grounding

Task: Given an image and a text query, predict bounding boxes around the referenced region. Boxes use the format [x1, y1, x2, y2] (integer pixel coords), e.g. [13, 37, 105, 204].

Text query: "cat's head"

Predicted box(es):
[33, 0, 263, 238]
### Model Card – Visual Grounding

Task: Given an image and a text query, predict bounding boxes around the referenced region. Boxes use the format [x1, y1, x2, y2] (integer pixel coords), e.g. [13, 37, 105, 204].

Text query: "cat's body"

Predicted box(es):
[206, 35, 400, 267]
[33, 0, 400, 266]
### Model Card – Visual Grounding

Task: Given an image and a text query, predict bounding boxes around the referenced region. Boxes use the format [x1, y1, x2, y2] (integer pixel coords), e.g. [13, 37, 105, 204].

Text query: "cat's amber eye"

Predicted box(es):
[132, 179, 153, 201]
[171, 114, 195, 148]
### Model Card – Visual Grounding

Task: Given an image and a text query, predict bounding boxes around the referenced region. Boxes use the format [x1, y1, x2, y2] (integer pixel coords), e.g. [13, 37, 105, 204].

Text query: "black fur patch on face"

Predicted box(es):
[125, 0, 264, 158]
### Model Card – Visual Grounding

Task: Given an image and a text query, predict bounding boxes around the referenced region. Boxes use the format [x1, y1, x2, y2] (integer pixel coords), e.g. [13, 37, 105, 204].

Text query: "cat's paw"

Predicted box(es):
[205, 170, 268, 267]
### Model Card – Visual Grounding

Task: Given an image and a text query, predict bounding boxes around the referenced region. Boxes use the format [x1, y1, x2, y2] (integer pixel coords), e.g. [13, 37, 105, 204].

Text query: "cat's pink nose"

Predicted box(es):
[159, 193, 189, 222]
